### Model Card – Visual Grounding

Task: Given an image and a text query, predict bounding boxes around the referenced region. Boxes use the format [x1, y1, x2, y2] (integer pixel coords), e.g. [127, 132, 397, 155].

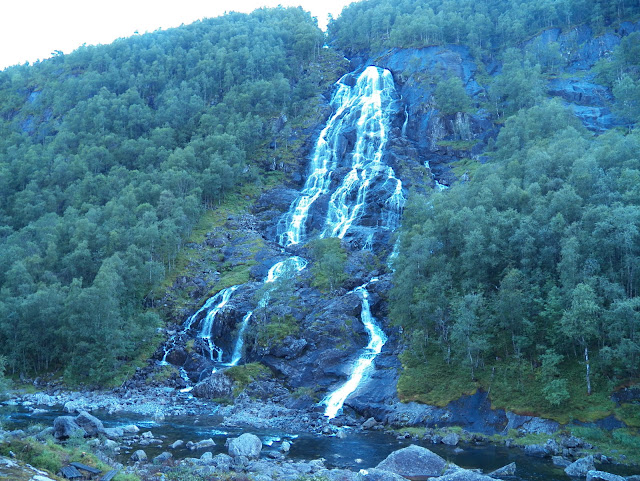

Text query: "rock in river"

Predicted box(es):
[228, 433, 262, 459]
[375, 445, 447, 478]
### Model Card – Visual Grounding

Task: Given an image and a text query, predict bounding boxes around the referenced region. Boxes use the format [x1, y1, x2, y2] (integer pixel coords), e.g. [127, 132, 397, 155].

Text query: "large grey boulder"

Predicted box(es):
[228, 433, 262, 459]
[131, 450, 148, 462]
[53, 416, 86, 440]
[586, 471, 626, 481]
[192, 372, 234, 399]
[565, 456, 595, 477]
[375, 445, 447, 478]
[75, 411, 104, 437]
[442, 432, 460, 446]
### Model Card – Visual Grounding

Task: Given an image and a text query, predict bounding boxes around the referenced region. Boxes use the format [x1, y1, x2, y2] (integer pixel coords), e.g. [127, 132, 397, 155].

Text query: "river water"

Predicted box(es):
[3, 405, 637, 480]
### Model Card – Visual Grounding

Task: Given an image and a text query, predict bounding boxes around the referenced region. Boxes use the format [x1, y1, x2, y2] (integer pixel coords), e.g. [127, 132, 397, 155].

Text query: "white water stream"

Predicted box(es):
[323, 282, 387, 419]
[166, 66, 404, 418]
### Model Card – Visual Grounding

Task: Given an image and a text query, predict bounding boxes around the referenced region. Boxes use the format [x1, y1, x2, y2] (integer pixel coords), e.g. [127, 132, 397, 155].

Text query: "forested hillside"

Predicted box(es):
[0, 7, 327, 384]
[327, 0, 640, 421]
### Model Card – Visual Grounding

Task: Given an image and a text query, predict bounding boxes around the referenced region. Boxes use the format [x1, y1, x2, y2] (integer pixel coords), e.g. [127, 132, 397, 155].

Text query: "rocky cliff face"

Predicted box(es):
[151, 21, 639, 424]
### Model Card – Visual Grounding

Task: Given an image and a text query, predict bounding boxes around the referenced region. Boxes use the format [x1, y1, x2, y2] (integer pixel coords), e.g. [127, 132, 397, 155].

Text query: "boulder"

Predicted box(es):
[170, 440, 184, 449]
[122, 425, 140, 434]
[552, 456, 571, 467]
[192, 372, 234, 399]
[131, 450, 148, 462]
[153, 452, 173, 464]
[359, 468, 408, 481]
[565, 456, 595, 477]
[193, 438, 216, 450]
[442, 432, 460, 446]
[375, 445, 447, 477]
[229, 433, 262, 459]
[281, 441, 291, 453]
[362, 417, 378, 429]
[103, 427, 124, 439]
[586, 471, 626, 481]
[524, 444, 548, 457]
[431, 468, 504, 481]
[489, 462, 516, 477]
[53, 416, 86, 440]
[74, 411, 104, 437]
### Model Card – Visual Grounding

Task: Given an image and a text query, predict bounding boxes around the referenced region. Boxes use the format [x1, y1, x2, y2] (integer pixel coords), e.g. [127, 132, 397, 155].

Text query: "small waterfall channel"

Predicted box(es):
[162, 66, 405, 419]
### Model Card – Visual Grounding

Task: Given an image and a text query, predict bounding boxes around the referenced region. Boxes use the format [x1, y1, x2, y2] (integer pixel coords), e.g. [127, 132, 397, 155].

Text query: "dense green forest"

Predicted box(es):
[329, 0, 640, 56]
[0, 7, 326, 384]
[325, 0, 640, 418]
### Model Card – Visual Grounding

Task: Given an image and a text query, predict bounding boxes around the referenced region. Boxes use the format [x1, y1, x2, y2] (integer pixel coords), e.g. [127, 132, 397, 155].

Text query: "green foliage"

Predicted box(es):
[328, 0, 640, 56]
[255, 314, 299, 347]
[308, 237, 348, 292]
[434, 76, 471, 114]
[225, 362, 271, 392]
[392, 117, 640, 418]
[0, 6, 327, 385]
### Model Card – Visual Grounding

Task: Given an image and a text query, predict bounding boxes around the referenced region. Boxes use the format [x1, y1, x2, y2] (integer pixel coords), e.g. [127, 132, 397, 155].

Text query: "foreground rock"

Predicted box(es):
[488, 462, 516, 477]
[586, 471, 626, 481]
[565, 456, 595, 477]
[375, 445, 447, 477]
[228, 433, 262, 459]
[53, 416, 85, 440]
[432, 468, 505, 481]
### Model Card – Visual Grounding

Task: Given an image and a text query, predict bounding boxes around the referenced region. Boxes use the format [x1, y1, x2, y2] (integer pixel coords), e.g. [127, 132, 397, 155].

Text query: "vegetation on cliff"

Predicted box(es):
[0, 7, 327, 385]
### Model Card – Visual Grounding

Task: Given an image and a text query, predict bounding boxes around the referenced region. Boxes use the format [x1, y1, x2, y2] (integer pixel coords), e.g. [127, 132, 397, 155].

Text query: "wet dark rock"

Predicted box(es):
[375, 444, 447, 478]
[565, 456, 596, 477]
[524, 444, 549, 458]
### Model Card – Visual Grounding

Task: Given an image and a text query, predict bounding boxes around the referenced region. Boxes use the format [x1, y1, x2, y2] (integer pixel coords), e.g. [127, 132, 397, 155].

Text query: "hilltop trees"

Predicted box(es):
[0, 7, 327, 383]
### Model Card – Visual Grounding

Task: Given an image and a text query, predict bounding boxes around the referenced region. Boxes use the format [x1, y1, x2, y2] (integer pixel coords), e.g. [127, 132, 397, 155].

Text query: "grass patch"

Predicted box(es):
[225, 362, 271, 393]
[570, 426, 640, 464]
[398, 349, 620, 424]
[255, 314, 300, 348]
[397, 350, 477, 407]
[0, 435, 140, 481]
[616, 403, 640, 428]
[436, 140, 478, 151]
[451, 157, 482, 179]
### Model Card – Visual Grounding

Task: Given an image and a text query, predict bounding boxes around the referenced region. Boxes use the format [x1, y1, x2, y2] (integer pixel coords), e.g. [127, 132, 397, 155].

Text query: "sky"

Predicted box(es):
[0, 0, 359, 70]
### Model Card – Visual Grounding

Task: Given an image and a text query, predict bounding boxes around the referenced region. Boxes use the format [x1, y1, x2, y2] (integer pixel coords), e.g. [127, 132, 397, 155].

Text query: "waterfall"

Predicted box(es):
[323, 283, 387, 419]
[278, 66, 400, 246]
[191, 285, 239, 361]
[228, 256, 308, 366]
[320, 67, 398, 239]
[167, 66, 404, 408]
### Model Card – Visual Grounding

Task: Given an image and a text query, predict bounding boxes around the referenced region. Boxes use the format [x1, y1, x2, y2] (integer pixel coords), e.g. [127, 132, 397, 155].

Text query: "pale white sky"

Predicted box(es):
[0, 0, 359, 70]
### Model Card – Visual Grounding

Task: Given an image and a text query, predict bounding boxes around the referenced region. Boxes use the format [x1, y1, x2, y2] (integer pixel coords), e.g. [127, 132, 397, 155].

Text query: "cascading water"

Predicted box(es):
[323, 282, 387, 419]
[228, 256, 308, 366]
[166, 66, 405, 412]
[278, 66, 401, 246]
[189, 285, 239, 361]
